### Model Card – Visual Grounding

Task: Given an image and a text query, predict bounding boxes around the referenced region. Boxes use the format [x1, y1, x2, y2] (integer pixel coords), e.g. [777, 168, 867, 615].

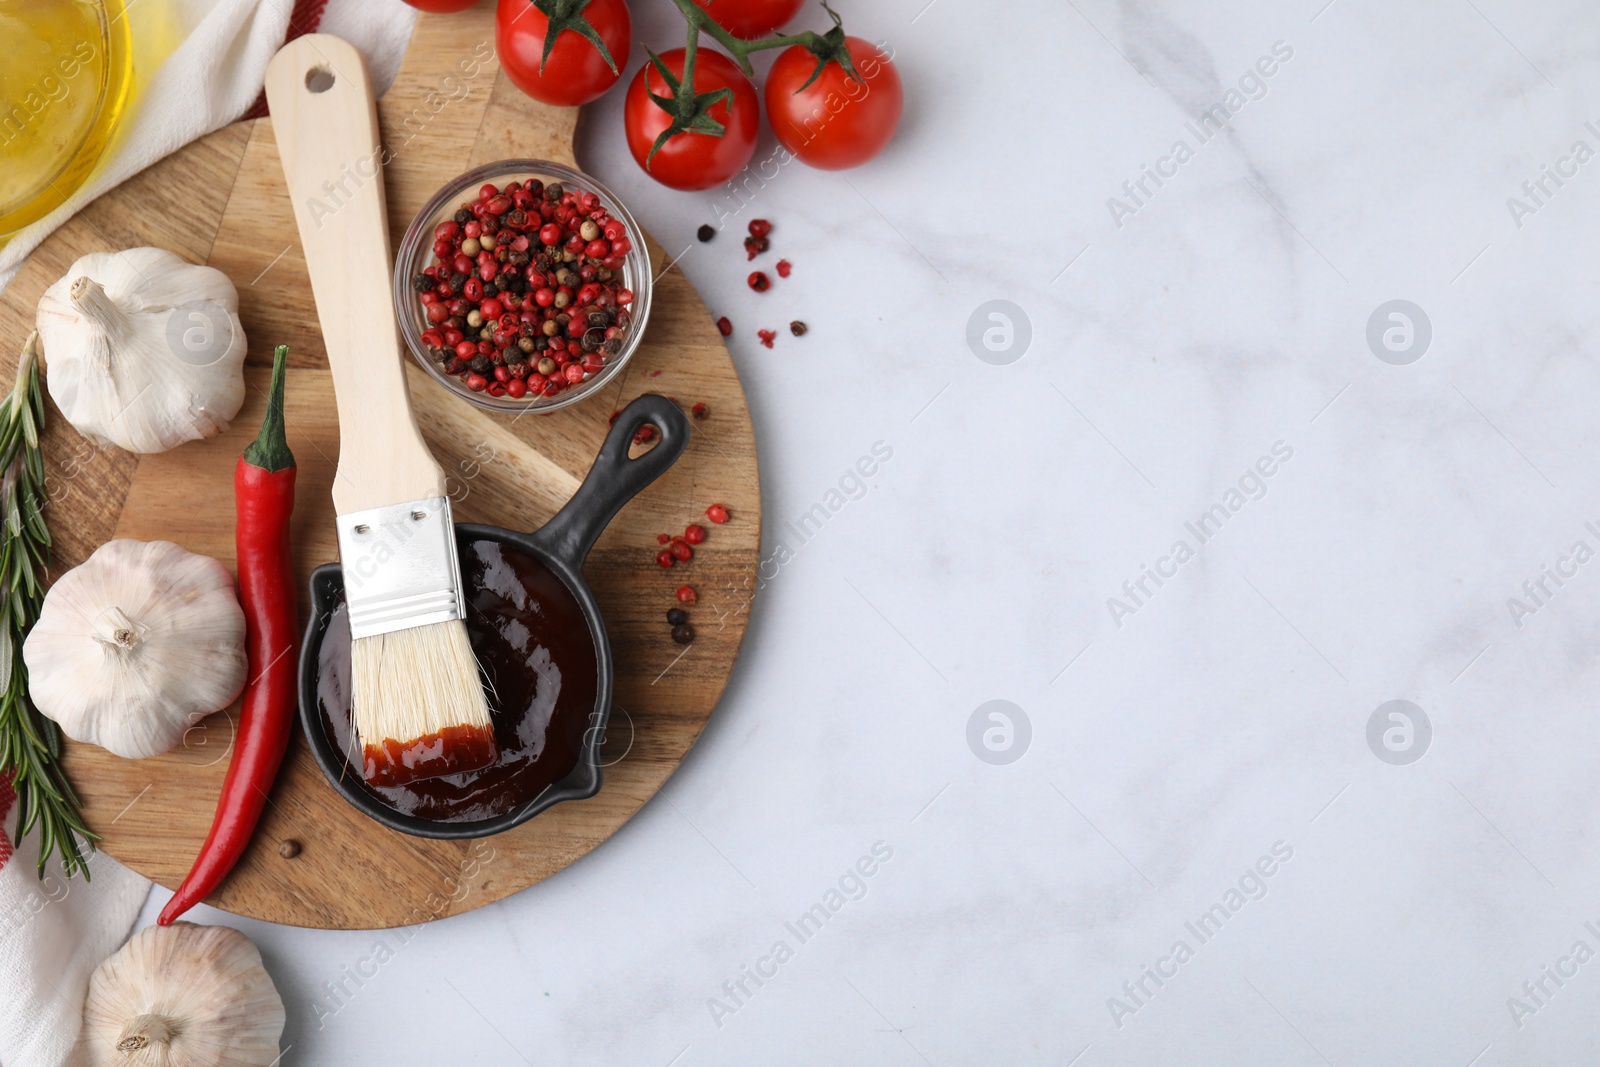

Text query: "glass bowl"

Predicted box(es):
[393, 159, 653, 414]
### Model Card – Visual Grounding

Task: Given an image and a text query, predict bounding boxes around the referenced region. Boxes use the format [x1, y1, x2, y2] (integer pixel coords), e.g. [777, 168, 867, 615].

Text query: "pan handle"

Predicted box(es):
[533, 394, 689, 566]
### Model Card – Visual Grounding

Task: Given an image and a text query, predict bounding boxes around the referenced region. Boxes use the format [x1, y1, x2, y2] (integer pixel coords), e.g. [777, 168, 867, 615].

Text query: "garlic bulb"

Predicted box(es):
[23, 539, 247, 759]
[36, 247, 247, 453]
[82, 922, 285, 1067]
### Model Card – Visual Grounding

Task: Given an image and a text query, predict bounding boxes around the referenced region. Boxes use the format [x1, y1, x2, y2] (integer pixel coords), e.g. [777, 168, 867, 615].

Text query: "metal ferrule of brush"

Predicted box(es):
[336, 495, 466, 640]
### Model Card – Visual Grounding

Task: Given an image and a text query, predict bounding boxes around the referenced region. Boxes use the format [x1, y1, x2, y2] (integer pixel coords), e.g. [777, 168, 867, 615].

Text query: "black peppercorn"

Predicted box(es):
[470, 355, 492, 374]
[671, 622, 695, 644]
[445, 357, 468, 375]
[454, 208, 473, 225]
[602, 338, 622, 356]
[790, 320, 807, 336]
[544, 181, 563, 201]
[448, 272, 468, 292]
[509, 250, 530, 266]
[534, 252, 552, 272]
[506, 344, 529, 363]
[697, 223, 715, 242]
[581, 328, 605, 352]
[587, 310, 608, 328]
[667, 608, 687, 626]
[412, 274, 433, 293]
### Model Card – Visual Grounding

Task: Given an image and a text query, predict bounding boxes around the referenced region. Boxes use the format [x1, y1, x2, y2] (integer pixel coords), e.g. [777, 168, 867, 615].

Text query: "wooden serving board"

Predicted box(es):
[0, 4, 760, 929]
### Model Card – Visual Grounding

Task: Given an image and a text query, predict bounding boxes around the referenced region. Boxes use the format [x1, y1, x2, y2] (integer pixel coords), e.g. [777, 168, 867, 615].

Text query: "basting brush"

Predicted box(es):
[265, 35, 497, 787]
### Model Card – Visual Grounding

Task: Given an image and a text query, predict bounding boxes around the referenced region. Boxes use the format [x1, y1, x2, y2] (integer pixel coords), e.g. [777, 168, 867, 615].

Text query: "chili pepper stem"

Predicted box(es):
[243, 346, 293, 473]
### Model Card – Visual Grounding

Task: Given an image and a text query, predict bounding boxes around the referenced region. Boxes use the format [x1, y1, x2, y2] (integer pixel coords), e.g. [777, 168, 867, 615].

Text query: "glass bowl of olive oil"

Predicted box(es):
[0, 0, 133, 245]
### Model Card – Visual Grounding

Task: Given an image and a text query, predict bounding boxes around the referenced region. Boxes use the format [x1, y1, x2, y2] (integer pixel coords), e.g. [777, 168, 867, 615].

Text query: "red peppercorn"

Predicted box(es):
[676, 585, 698, 604]
[506, 378, 528, 398]
[717, 316, 733, 337]
[657, 533, 671, 544]
[616, 288, 634, 306]
[671, 540, 692, 562]
[758, 329, 776, 348]
[748, 219, 772, 238]
[479, 183, 499, 199]
[603, 219, 626, 241]
[480, 297, 503, 319]
[706, 503, 729, 524]
[435, 220, 460, 241]
[539, 223, 562, 246]
[691, 401, 708, 419]
[465, 373, 488, 391]
[684, 523, 707, 544]
[656, 549, 675, 568]
[776, 259, 792, 278]
[748, 272, 770, 292]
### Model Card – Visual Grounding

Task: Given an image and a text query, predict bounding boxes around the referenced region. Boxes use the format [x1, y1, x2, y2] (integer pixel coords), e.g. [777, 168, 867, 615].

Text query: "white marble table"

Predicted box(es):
[139, 0, 1600, 1061]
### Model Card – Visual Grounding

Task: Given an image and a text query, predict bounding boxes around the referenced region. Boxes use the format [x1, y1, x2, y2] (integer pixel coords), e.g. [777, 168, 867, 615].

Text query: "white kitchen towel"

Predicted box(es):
[0, 774, 148, 1067]
[0, 0, 420, 293]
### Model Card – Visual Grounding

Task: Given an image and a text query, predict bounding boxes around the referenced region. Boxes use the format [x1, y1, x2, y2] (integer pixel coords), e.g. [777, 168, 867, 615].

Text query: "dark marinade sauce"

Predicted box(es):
[317, 537, 599, 822]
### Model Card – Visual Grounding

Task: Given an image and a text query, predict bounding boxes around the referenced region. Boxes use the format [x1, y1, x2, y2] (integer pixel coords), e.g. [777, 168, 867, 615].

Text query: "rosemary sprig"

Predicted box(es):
[0, 331, 95, 880]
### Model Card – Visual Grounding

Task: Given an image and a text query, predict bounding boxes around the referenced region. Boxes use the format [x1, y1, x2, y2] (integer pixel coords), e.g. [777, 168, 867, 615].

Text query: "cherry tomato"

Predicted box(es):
[496, 0, 632, 106]
[402, 0, 480, 10]
[764, 37, 902, 170]
[624, 48, 758, 191]
[690, 0, 803, 39]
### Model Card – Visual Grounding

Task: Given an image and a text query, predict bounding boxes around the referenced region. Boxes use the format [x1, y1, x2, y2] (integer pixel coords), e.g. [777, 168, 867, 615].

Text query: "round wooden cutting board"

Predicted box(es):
[0, 4, 760, 929]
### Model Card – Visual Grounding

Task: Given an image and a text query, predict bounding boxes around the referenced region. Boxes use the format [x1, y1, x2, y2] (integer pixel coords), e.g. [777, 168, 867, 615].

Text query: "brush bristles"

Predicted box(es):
[352, 620, 496, 786]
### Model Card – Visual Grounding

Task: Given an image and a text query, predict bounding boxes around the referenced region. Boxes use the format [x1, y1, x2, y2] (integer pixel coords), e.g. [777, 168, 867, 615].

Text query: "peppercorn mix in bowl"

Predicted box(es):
[394, 159, 653, 412]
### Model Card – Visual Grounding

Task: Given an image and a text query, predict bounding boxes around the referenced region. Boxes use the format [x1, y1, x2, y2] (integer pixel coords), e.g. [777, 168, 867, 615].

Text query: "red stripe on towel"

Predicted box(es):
[0, 773, 15, 872]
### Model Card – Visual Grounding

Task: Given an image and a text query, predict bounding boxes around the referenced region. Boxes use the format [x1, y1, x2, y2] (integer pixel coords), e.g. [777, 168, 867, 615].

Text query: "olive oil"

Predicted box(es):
[0, 0, 132, 242]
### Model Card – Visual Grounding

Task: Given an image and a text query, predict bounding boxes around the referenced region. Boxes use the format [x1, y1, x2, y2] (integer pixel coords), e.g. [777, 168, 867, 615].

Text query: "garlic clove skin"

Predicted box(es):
[23, 539, 247, 760]
[36, 247, 247, 454]
[83, 922, 286, 1067]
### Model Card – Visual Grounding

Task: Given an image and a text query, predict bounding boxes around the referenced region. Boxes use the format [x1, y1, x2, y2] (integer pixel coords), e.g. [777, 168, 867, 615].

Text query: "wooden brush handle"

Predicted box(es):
[264, 35, 444, 513]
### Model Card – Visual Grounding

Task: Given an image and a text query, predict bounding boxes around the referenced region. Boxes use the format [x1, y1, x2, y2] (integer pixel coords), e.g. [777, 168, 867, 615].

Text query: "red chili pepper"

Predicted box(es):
[159, 345, 297, 925]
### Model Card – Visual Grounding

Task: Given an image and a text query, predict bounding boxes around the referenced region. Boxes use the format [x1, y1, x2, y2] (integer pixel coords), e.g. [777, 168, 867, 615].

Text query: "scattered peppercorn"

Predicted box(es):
[684, 523, 707, 544]
[790, 320, 807, 336]
[744, 234, 770, 260]
[697, 223, 715, 242]
[758, 329, 776, 348]
[748, 218, 772, 238]
[717, 316, 733, 336]
[633, 424, 658, 447]
[656, 549, 675, 568]
[691, 401, 709, 418]
[657, 532, 671, 544]
[776, 259, 792, 278]
[278, 840, 302, 859]
[670, 539, 693, 562]
[671, 622, 695, 644]
[676, 585, 698, 604]
[706, 503, 730, 524]
[667, 607, 688, 626]
[748, 271, 770, 292]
